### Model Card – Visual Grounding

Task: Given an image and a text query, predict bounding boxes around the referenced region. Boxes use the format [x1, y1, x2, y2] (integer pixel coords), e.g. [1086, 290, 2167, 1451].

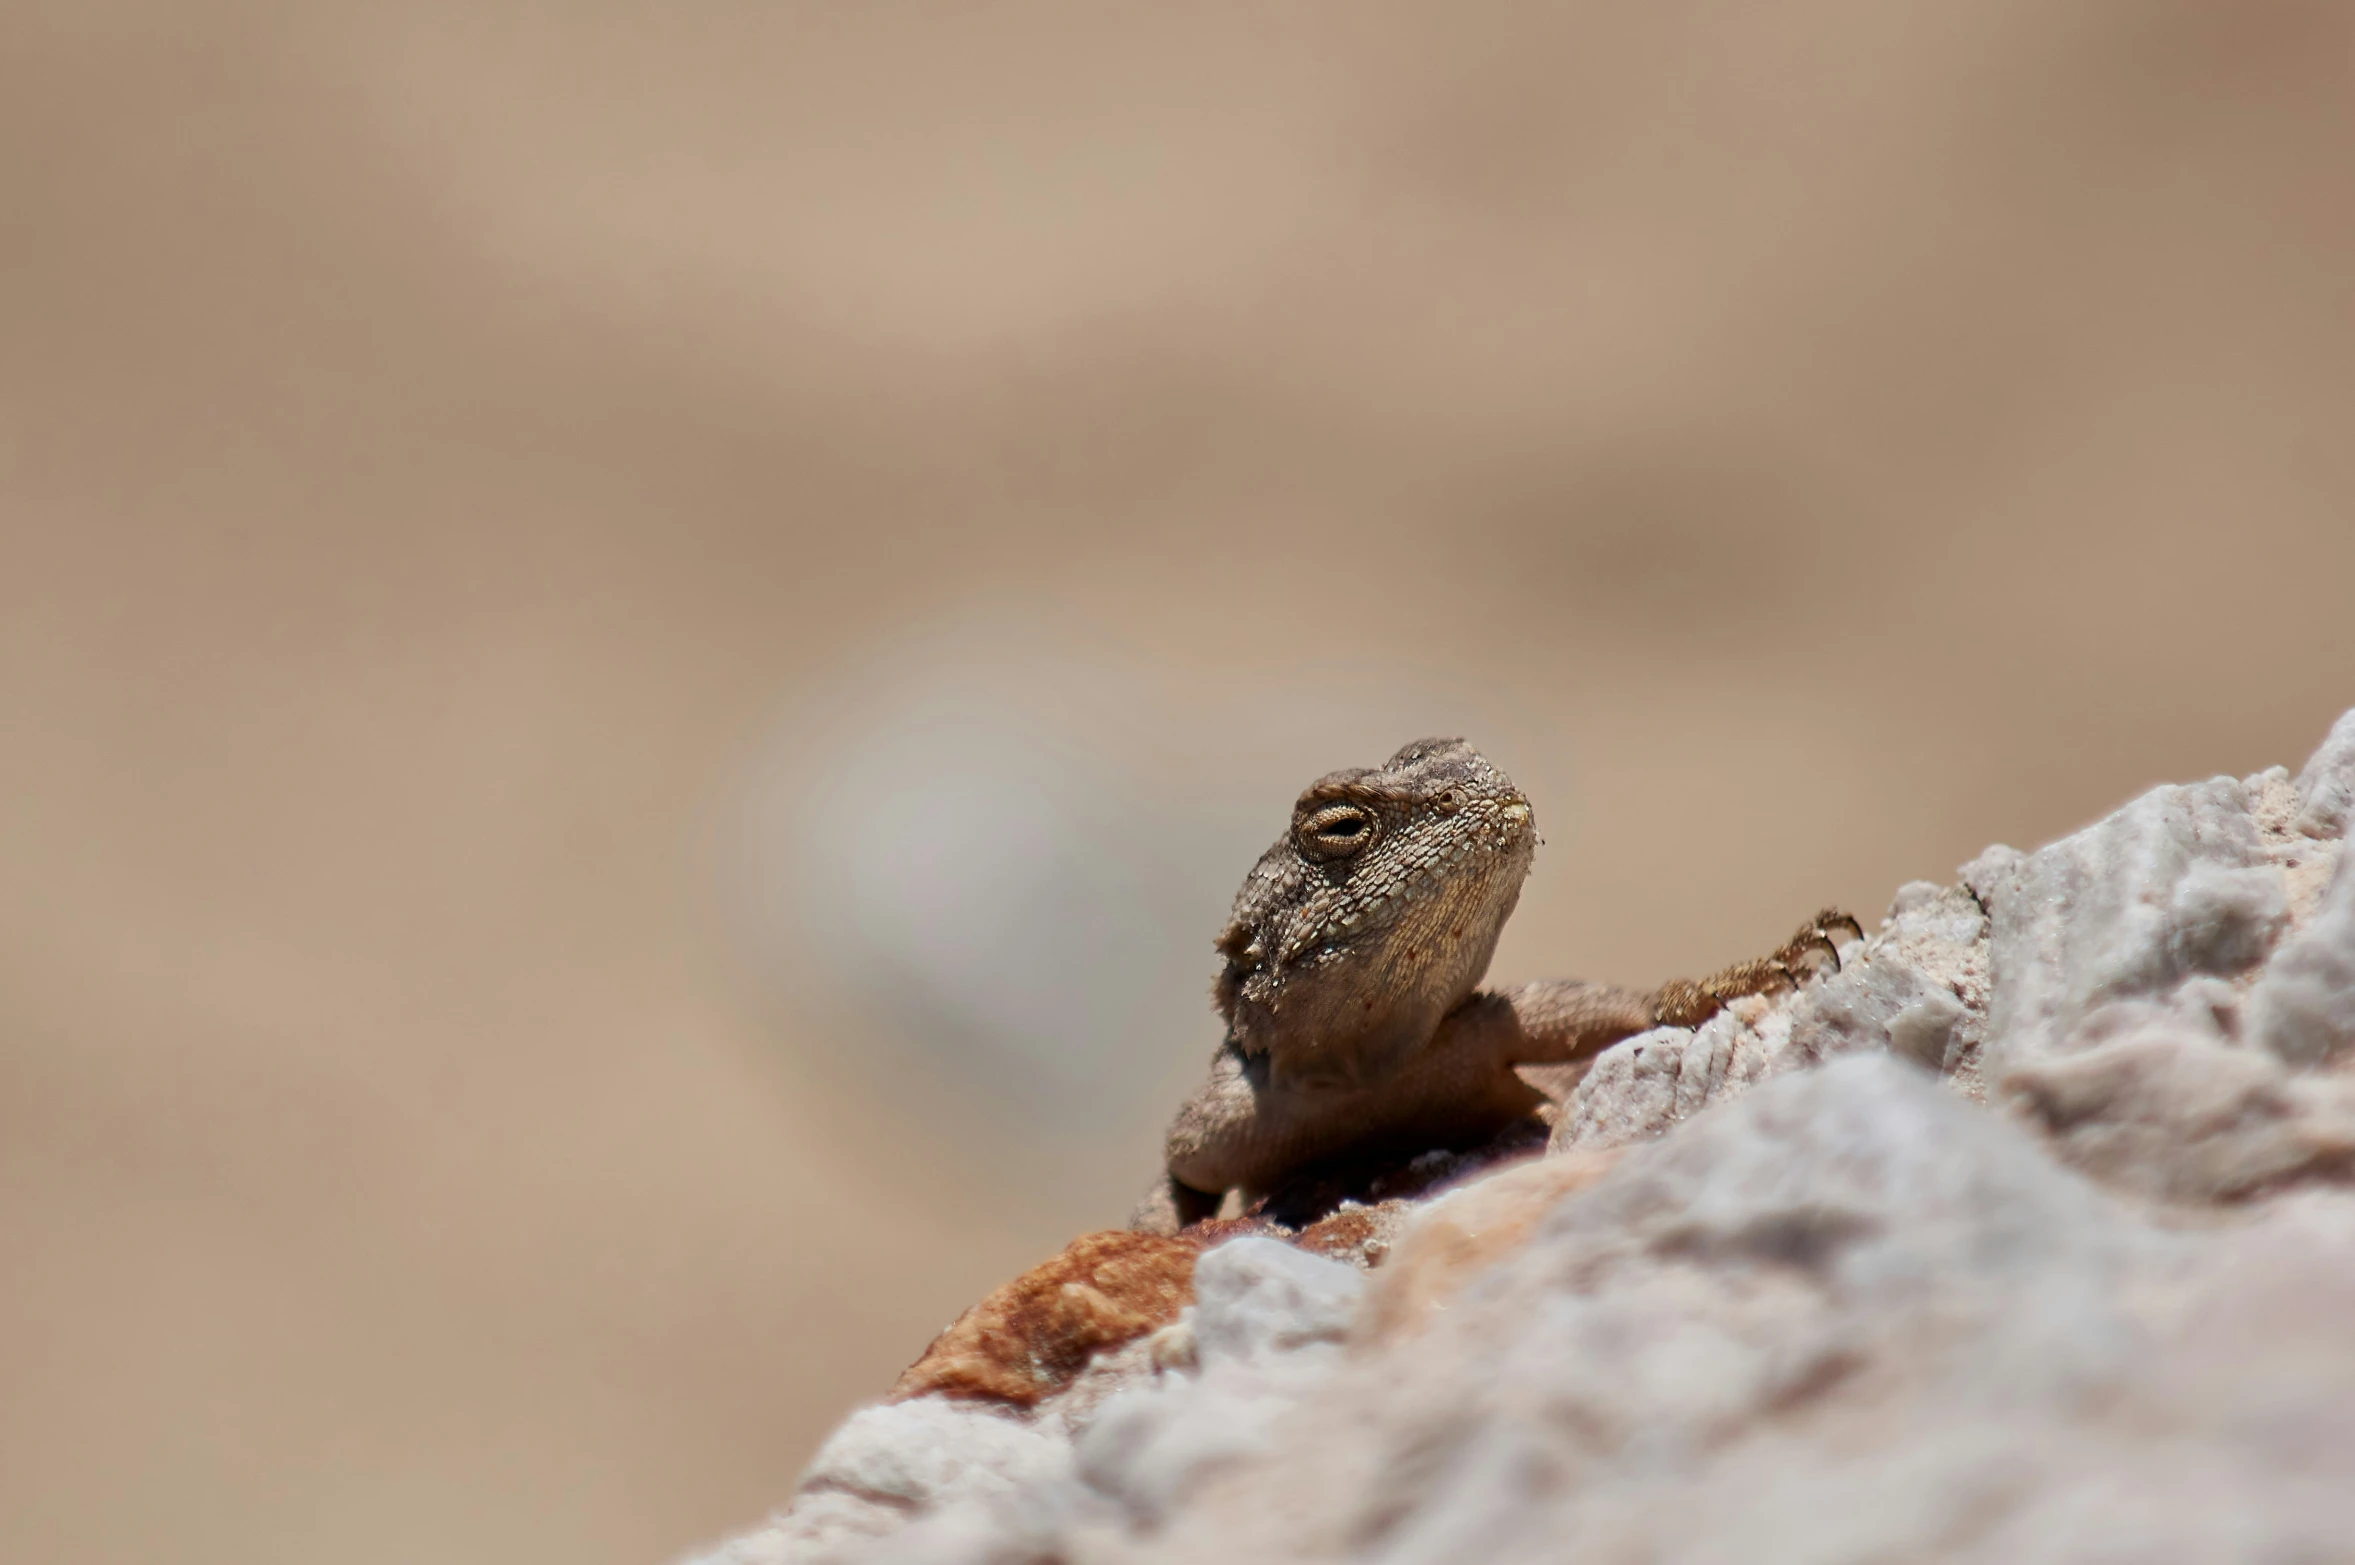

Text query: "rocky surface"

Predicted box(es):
[689, 708, 2355, 1565]
[889, 1233, 1202, 1409]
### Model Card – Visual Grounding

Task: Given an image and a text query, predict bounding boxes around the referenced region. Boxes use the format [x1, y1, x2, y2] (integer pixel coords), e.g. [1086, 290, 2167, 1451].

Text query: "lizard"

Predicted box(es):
[1131, 737, 1860, 1234]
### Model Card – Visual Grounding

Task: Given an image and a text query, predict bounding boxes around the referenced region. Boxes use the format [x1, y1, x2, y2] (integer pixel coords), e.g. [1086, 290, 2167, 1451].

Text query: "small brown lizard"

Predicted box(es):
[1132, 738, 1858, 1233]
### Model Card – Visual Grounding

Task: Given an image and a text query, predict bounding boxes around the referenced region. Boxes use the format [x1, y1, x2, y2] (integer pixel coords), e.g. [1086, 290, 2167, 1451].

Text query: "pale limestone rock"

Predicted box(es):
[687, 1398, 1072, 1565]
[2247, 845, 2355, 1067]
[1792, 877, 1988, 1072]
[1554, 1022, 1706, 1150]
[1966, 775, 2279, 1077]
[1555, 874, 1990, 1153]
[1355, 1149, 1624, 1345]
[1071, 1342, 1338, 1534]
[696, 707, 2355, 1565]
[1186, 1237, 1362, 1364]
[1122, 1062, 2355, 1565]
[2293, 705, 2355, 840]
[1065, 1239, 1361, 1530]
[1944, 717, 2355, 1200]
[2002, 1023, 2355, 1201]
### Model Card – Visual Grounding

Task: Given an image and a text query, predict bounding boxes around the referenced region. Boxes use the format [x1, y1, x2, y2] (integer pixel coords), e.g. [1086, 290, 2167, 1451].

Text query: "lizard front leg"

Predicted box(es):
[1130, 1043, 1263, 1233]
[1470, 980, 1661, 1063]
[1128, 1171, 1221, 1236]
[1438, 979, 1659, 1115]
[1131, 981, 1660, 1234]
[1147, 1040, 1406, 1225]
[1650, 907, 1864, 1027]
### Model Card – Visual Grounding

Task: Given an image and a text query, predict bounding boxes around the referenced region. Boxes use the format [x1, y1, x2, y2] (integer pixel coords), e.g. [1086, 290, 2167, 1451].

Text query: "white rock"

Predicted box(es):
[1557, 877, 1992, 1152]
[704, 708, 2355, 1565]
[1187, 1236, 1363, 1366]
[2002, 1023, 2355, 1201]
[1136, 1061, 2355, 1563]
[684, 1398, 1073, 1565]
[1968, 774, 2284, 1076]
[1065, 1239, 1363, 1530]
[2293, 705, 2355, 839]
[2247, 844, 2355, 1067]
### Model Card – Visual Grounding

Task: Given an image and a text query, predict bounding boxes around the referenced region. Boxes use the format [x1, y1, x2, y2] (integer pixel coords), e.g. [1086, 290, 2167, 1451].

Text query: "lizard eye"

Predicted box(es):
[1298, 804, 1377, 859]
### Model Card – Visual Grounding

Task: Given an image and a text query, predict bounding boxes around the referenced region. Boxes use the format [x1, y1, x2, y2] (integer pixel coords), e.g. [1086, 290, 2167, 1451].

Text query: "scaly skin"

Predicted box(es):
[1133, 738, 1857, 1233]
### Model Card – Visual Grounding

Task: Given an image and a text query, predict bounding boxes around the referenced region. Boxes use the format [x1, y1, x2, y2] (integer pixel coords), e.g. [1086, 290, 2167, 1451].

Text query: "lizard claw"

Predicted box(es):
[1649, 906, 1865, 1029]
[1769, 907, 1867, 977]
[1811, 906, 1866, 949]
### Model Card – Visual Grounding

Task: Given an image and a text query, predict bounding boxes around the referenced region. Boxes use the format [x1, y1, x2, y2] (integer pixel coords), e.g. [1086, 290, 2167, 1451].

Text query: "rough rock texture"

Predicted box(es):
[1966, 773, 2290, 1076]
[1148, 1063, 2355, 1565]
[2247, 840, 2355, 1068]
[699, 1399, 1076, 1565]
[2003, 1024, 2355, 1201]
[688, 707, 2355, 1565]
[891, 1232, 1201, 1408]
[1553, 877, 1987, 1152]
[2292, 706, 2355, 840]
[1352, 1149, 1625, 1344]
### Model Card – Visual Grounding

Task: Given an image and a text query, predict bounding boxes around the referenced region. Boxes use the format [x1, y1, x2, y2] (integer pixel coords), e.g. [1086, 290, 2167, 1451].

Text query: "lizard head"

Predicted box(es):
[1213, 737, 1537, 1079]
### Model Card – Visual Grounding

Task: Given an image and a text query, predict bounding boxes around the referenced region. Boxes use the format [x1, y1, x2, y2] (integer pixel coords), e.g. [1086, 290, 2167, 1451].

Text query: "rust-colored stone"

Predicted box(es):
[1295, 1204, 1381, 1255]
[1178, 1215, 1288, 1247]
[891, 1231, 1202, 1407]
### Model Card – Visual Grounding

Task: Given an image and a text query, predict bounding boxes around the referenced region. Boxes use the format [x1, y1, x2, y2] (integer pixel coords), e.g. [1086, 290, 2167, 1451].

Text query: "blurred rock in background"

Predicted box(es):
[1, 5, 2350, 1564]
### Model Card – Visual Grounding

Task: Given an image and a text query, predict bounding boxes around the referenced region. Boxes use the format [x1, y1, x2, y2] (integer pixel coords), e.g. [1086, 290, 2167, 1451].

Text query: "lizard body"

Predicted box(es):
[1134, 738, 1854, 1232]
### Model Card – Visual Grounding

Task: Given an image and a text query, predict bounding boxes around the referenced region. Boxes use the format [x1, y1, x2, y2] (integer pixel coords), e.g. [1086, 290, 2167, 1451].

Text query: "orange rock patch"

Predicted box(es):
[891, 1231, 1202, 1407]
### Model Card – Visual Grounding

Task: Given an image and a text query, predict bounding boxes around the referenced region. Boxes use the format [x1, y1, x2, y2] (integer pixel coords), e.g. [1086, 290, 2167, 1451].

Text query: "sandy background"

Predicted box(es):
[3, 5, 2351, 1563]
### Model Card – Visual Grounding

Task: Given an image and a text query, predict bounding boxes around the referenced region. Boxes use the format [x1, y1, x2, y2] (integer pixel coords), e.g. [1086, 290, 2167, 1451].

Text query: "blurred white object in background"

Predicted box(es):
[725, 601, 1510, 1150]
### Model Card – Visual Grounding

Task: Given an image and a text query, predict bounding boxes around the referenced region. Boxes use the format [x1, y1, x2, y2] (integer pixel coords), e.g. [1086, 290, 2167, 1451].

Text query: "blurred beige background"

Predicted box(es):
[2, 4, 2351, 1563]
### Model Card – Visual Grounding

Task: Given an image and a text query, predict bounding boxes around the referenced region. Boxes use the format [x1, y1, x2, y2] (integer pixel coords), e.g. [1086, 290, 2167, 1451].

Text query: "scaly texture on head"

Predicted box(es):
[1213, 738, 1537, 1085]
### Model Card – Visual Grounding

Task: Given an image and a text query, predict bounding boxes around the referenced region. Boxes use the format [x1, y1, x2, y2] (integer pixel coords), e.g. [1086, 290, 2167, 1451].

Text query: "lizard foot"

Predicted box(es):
[1650, 906, 1864, 1028]
[1128, 1173, 1224, 1236]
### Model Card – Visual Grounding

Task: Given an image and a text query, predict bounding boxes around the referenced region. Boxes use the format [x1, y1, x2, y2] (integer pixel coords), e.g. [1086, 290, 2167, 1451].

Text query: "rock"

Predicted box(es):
[1139, 1059, 2230, 1562]
[1187, 1236, 1364, 1365]
[1356, 1148, 1624, 1344]
[695, 707, 2355, 1565]
[2165, 857, 2290, 975]
[1556, 877, 1991, 1152]
[2002, 1024, 2355, 1201]
[1887, 985, 1968, 1071]
[689, 1398, 1073, 1565]
[1969, 774, 2282, 1077]
[890, 1231, 1200, 1407]
[1791, 878, 1989, 1078]
[1068, 1239, 1366, 1530]
[1286, 1201, 1414, 1268]
[1788, 941, 1959, 1068]
[2293, 706, 2355, 839]
[1163, 1062, 2355, 1562]
[2247, 846, 2355, 1067]
[1553, 1022, 1713, 1150]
